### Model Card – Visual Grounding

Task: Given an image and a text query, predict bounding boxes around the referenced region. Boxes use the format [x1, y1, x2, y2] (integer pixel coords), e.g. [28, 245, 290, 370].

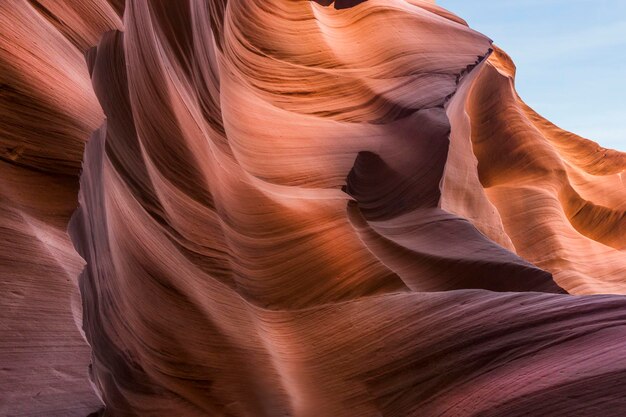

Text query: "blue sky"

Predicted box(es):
[438, 0, 626, 151]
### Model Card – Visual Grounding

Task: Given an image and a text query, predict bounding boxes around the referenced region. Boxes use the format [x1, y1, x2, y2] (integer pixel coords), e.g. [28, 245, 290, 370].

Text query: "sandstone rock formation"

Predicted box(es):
[1, 1, 625, 416]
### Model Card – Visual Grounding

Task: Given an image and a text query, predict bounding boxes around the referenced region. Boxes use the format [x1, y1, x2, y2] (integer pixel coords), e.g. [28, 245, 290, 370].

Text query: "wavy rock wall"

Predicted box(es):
[1, 1, 625, 416]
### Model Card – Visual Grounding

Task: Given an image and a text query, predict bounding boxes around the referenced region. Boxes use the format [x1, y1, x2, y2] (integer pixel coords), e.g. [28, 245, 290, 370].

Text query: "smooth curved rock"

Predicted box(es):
[1, 1, 625, 416]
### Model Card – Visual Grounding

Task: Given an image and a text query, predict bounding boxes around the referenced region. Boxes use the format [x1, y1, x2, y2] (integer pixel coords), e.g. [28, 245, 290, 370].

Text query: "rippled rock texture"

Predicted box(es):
[1, 1, 626, 416]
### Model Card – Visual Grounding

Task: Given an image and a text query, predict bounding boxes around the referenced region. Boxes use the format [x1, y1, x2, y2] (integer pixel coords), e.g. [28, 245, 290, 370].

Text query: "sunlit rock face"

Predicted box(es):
[1, 1, 626, 416]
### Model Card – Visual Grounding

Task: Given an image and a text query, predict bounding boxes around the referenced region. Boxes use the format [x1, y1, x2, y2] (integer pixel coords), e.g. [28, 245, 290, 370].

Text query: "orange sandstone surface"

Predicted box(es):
[1, 1, 625, 416]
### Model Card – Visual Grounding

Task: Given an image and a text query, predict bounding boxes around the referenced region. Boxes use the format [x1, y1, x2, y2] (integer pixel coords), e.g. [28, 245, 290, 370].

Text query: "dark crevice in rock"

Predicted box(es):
[311, 0, 369, 9]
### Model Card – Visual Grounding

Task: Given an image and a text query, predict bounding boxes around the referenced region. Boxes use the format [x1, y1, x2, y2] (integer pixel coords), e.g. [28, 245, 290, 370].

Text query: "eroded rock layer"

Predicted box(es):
[1, 1, 626, 416]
